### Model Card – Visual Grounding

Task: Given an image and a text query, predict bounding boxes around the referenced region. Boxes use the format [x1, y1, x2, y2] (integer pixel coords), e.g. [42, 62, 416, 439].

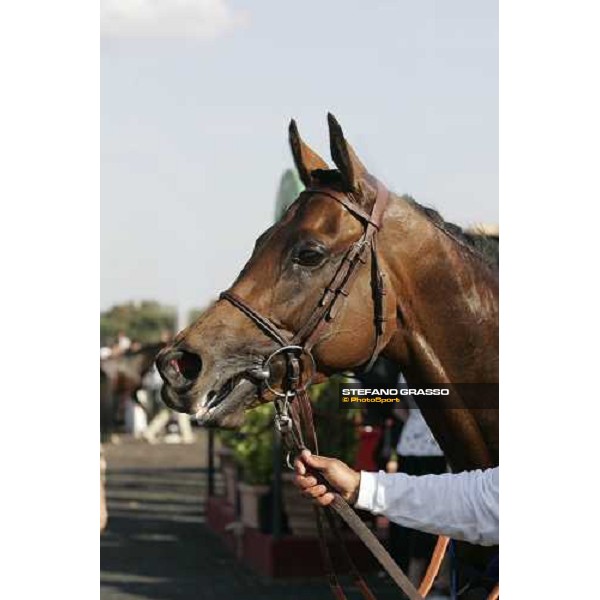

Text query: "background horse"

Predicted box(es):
[101, 342, 164, 440]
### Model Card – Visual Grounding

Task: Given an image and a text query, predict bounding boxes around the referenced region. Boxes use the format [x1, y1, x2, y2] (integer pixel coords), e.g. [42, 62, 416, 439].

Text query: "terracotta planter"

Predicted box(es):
[238, 482, 270, 529]
[281, 473, 319, 537]
[218, 447, 239, 506]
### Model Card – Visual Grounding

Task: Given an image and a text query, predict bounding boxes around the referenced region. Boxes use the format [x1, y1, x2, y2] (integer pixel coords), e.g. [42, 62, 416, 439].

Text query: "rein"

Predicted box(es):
[218, 183, 475, 599]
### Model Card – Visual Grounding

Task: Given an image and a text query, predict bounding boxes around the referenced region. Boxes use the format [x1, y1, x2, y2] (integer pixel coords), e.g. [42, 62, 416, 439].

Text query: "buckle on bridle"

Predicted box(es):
[274, 390, 294, 435]
[262, 345, 316, 397]
[275, 414, 293, 433]
[284, 451, 295, 470]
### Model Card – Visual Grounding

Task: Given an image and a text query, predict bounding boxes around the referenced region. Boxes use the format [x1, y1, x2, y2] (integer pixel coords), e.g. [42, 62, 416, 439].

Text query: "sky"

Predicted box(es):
[101, 0, 498, 320]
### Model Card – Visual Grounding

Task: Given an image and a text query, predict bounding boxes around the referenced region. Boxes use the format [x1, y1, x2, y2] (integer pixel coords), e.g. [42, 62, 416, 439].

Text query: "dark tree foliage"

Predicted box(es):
[100, 301, 176, 345]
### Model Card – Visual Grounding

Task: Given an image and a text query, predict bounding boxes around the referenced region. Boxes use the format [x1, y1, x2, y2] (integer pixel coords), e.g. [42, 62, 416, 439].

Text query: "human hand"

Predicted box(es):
[293, 449, 361, 507]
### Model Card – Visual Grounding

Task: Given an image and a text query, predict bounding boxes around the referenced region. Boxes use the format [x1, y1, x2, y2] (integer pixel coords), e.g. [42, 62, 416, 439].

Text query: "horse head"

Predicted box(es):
[157, 115, 399, 427]
[157, 114, 498, 460]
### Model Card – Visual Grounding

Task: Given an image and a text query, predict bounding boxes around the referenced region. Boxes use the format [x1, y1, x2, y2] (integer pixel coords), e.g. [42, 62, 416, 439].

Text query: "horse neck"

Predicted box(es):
[379, 195, 499, 470]
[380, 195, 498, 384]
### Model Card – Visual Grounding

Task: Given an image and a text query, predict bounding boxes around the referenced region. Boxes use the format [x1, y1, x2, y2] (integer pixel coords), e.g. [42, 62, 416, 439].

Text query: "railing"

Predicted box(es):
[205, 419, 386, 540]
[206, 426, 287, 539]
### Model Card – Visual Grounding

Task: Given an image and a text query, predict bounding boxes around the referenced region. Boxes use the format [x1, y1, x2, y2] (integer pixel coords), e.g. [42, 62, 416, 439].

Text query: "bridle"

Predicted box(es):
[221, 179, 390, 377]
[219, 182, 499, 600]
[220, 180, 390, 468]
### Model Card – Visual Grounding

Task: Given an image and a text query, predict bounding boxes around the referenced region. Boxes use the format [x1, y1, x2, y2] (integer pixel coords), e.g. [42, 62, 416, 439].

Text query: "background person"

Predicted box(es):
[114, 330, 132, 355]
[391, 377, 448, 585]
[353, 357, 403, 472]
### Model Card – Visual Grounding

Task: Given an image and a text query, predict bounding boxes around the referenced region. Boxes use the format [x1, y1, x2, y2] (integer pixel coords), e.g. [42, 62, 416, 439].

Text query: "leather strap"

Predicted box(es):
[488, 584, 500, 600]
[285, 390, 424, 600]
[419, 535, 450, 596]
[219, 291, 290, 347]
[303, 188, 382, 228]
[294, 181, 390, 362]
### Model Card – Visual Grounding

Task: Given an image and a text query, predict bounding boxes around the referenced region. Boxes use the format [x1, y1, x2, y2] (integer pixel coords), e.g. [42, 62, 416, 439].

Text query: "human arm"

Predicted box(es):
[293, 450, 499, 546]
[356, 467, 499, 546]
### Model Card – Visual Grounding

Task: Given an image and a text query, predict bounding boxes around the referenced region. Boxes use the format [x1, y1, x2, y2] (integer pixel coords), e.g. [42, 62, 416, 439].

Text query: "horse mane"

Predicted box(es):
[310, 169, 498, 272]
[404, 195, 499, 271]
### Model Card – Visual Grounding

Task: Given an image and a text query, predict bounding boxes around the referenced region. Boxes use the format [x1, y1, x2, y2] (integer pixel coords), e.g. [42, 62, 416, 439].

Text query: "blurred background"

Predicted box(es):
[101, 0, 498, 325]
[101, 2, 497, 599]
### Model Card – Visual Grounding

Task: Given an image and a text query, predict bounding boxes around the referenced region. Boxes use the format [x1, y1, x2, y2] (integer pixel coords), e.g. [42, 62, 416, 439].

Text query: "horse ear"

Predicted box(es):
[327, 113, 368, 193]
[289, 119, 329, 187]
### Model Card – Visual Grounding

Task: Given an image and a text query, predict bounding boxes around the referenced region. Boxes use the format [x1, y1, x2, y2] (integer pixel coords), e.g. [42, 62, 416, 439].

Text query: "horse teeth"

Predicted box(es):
[195, 406, 209, 421]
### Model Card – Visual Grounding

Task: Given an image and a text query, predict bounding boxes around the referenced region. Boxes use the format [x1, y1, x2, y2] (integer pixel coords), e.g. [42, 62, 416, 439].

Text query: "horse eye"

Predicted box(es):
[294, 245, 326, 267]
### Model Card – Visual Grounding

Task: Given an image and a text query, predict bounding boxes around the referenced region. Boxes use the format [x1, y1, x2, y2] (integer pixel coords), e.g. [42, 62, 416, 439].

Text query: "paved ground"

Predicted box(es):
[101, 433, 437, 600]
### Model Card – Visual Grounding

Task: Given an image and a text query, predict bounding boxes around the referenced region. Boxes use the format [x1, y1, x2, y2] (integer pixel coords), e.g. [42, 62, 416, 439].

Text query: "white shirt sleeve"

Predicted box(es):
[355, 467, 499, 546]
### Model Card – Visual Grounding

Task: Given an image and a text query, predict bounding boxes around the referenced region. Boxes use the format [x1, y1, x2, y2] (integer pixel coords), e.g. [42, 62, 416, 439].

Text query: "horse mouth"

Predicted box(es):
[202, 373, 245, 412]
[194, 372, 259, 427]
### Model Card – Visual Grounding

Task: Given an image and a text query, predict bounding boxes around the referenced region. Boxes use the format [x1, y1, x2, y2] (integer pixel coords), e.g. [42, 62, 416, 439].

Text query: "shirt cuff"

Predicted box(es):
[355, 471, 379, 511]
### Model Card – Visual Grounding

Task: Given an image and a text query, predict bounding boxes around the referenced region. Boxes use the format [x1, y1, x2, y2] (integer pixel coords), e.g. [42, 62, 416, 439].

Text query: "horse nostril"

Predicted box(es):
[157, 349, 202, 391]
[173, 350, 202, 380]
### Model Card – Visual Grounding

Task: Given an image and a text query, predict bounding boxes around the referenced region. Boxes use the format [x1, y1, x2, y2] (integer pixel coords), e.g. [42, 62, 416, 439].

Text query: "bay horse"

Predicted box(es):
[156, 114, 498, 595]
[101, 342, 165, 440]
[157, 115, 497, 470]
